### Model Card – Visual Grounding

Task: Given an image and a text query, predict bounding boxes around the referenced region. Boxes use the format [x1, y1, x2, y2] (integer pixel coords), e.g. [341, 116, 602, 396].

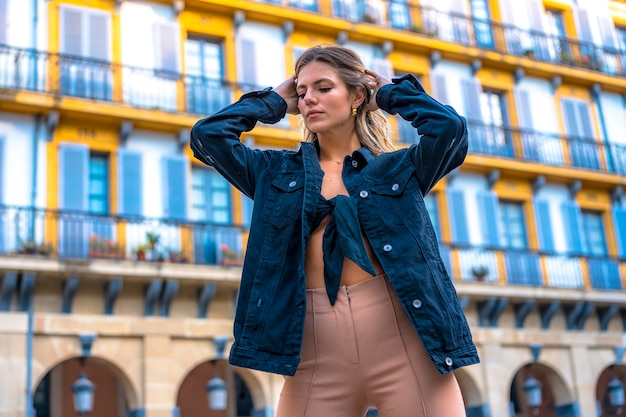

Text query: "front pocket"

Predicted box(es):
[267, 177, 305, 229]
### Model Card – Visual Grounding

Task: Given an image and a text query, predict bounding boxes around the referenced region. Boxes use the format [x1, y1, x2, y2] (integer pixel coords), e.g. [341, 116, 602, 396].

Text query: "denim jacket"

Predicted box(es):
[190, 74, 479, 376]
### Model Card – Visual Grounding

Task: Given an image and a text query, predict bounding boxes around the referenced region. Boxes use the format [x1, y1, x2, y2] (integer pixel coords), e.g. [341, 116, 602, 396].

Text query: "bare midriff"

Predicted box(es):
[304, 163, 384, 289]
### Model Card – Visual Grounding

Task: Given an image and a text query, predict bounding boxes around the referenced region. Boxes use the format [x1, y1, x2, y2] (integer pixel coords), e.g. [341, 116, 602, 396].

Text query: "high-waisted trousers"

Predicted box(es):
[276, 274, 466, 417]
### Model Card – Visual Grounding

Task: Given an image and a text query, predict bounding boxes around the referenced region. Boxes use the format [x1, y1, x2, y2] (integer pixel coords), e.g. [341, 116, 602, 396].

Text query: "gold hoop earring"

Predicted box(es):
[352, 108, 357, 117]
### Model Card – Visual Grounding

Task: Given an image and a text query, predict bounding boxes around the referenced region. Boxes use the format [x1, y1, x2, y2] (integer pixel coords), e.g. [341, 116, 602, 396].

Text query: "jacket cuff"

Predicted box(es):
[238, 87, 288, 124]
[375, 74, 426, 112]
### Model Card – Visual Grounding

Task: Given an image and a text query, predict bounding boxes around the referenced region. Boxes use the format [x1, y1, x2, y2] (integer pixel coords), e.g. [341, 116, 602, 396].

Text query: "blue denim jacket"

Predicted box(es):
[190, 74, 479, 376]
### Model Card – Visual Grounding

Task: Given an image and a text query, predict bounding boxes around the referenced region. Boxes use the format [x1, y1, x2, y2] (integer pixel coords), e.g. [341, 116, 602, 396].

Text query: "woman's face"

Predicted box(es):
[296, 61, 359, 136]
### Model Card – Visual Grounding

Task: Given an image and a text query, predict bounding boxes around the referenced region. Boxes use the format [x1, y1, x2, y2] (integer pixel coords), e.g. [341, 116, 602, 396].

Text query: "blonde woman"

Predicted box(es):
[190, 44, 479, 417]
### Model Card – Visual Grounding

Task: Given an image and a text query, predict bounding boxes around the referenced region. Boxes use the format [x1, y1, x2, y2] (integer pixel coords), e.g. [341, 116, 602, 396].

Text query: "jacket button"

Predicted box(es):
[383, 244, 392, 252]
[359, 190, 369, 198]
[445, 357, 453, 367]
[392, 183, 400, 191]
[289, 181, 297, 187]
[412, 299, 422, 308]
[351, 160, 358, 168]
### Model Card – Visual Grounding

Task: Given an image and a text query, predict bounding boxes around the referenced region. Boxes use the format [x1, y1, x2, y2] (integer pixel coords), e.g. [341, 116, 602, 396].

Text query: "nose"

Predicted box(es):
[302, 90, 316, 104]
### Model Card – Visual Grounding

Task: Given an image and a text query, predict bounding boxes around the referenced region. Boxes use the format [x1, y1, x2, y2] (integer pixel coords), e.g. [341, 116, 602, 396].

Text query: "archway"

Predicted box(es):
[33, 356, 137, 417]
[176, 359, 254, 417]
[596, 364, 626, 417]
[455, 368, 488, 416]
[510, 363, 575, 417]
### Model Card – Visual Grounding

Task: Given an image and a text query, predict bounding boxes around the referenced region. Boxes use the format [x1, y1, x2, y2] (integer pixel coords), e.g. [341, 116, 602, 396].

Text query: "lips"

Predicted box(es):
[307, 110, 322, 118]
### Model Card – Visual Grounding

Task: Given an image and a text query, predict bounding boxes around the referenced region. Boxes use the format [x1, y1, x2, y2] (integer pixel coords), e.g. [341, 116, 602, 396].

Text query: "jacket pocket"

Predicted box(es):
[370, 165, 417, 197]
[267, 176, 305, 229]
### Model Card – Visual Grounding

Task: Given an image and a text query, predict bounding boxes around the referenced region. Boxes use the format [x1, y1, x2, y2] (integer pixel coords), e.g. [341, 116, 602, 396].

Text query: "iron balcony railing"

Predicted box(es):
[264, 0, 626, 76]
[1, 44, 625, 175]
[438, 242, 624, 291]
[0, 205, 247, 267]
[1, 205, 622, 291]
[465, 120, 626, 175]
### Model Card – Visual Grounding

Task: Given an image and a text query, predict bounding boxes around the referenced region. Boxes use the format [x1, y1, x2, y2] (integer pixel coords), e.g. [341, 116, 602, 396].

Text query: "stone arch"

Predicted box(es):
[595, 364, 626, 417]
[455, 368, 483, 407]
[509, 362, 575, 417]
[32, 334, 143, 406]
[175, 358, 267, 417]
[33, 355, 140, 417]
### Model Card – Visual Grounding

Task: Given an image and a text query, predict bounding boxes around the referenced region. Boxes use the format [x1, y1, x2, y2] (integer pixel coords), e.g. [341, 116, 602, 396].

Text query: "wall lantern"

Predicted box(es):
[607, 376, 625, 412]
[523, 375, 542, 415]
[72, 373, 95, 417]
[207, 374, 228, 411]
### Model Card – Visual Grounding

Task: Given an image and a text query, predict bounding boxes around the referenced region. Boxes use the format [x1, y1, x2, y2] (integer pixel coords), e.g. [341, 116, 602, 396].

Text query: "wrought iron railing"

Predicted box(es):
[438, 241, 624, 291]
[0, 205, 247, 266]
[1, 44, 625, 175]
[257, 0, 626, 76]
[466, 120, 626, 175]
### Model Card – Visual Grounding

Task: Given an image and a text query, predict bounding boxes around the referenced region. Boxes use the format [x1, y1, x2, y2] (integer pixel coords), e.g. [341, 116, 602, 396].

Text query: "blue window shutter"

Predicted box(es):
[561, 201, 585, 255]
[59, 143, 88, 210]
[461, 78, 483, 123]
[0, 137, 4, 204]
[515, 89, 534, 129]
[430, 74, 449, 104]
[534, 199, 555, 253]
[478, 191, 500, 247]
[447, 189, 470, 246]
[0, 0, 7, 45]
[162, 156, 188, 220]
[117, 150, 143, 216]
[613, 207, 626, 258]
[240, 38, 257, 88]
[242, 195, 254, 227]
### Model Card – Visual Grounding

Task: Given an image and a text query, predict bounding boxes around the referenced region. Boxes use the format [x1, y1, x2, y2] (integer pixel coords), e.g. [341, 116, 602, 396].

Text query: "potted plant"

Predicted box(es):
[134, 243, 147, 261]
[88, 235, 125, 259]
[17, 240, 54, 256]
[523, 49, 535, 58]
[220, 244, 242, 266]
[471, 265, 489, 282]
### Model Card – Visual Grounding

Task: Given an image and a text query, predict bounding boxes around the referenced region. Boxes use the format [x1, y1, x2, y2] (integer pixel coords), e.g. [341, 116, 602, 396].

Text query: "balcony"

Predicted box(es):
[1, 205, 622, 291]
[254, 0, 626, 77]
[1, 45, 625, 178]
[467, 120, 626, 175]
[0, 205, 246, 267]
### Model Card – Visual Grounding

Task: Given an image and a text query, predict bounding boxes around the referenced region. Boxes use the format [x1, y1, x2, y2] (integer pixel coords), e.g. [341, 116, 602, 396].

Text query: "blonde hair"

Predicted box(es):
[294, 44, 395, 155]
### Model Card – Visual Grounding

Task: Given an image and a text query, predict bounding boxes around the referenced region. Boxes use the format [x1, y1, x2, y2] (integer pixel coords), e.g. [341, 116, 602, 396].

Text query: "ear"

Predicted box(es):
[352, 87, 366, 109]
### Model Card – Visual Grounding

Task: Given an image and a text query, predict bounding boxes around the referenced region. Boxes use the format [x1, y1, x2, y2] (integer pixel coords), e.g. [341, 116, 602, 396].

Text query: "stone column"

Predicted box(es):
[144, 335, 176, 417]
[0, 313, 28, 417]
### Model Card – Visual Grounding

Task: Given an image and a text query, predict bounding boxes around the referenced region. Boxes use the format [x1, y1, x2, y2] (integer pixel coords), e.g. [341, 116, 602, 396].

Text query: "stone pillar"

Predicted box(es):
[0, 313, 28, 417]
[144, 335, 176, 417]
[480, 341, 509, 417]
[570, 345, 596, 417]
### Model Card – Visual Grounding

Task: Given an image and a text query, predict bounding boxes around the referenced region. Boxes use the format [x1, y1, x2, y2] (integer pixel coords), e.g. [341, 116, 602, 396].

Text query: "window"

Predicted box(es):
[88, 153, 108, 215]
[59, 6, 112, 100]
[545, 9, 569, 57]
[184, 37, 229, 115]
[424, 193, 440, 240]
[499, 201, 527, 249]
[618, 26, 626, 51]
[581, 210, 607, 256]
[479, 89, 512, 156]
[0, 0, 7, 45]
[191, 166, 231, 224]
[470, 0, 494, 48]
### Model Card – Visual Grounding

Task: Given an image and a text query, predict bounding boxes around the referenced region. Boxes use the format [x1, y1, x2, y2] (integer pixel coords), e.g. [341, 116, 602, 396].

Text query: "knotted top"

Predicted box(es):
[313, 194, 377, 305]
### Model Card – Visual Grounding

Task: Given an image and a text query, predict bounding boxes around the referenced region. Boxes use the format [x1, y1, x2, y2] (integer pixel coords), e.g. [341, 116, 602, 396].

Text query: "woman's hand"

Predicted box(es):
[364, 69, 392, 112]
[275, 74, 300, 115]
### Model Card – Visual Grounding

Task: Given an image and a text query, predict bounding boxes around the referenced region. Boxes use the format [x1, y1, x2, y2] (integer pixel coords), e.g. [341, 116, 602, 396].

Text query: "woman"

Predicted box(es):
[190, 44, 479, 417]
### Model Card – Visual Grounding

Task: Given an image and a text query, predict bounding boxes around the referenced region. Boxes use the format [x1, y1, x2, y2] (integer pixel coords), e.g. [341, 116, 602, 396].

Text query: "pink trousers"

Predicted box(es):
[276, 274, 466, 417]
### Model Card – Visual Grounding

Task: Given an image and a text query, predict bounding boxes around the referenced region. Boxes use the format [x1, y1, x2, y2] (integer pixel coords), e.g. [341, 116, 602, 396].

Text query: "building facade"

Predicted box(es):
[1, 0, 626, 416]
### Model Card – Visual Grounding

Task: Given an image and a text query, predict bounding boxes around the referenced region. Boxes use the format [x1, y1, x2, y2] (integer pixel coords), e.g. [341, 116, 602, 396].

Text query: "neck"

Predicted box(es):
[317, 134, 361, 163]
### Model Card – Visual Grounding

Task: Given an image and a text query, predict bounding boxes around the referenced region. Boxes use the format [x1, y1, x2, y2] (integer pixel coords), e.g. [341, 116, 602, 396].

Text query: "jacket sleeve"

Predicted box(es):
[375, 74, 468, 195]
[189, 88, 288, 198]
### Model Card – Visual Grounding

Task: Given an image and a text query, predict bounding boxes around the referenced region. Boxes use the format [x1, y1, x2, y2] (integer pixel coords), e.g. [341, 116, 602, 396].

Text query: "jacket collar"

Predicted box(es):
[300, 141, 376, 168]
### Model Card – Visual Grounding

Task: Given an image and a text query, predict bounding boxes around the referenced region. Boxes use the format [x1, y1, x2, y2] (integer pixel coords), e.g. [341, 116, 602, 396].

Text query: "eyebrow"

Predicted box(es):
[296, 77, 334, 91]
